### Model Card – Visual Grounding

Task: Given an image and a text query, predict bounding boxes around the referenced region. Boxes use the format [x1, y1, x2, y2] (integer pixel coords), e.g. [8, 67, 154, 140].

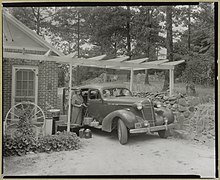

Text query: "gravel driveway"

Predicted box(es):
[3, 128, 216, 178]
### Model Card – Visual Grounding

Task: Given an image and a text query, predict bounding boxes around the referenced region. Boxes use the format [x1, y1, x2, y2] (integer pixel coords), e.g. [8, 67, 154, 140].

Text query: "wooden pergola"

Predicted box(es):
[4, 51, 185, 132]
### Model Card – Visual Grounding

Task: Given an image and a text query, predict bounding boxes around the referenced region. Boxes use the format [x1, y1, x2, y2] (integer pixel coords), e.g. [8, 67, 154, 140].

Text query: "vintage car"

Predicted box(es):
[78, 83, 175, 145]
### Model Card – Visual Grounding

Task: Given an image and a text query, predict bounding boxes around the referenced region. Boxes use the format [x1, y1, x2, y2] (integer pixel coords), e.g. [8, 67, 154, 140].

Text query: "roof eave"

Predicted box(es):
[3, 11, 65, 57]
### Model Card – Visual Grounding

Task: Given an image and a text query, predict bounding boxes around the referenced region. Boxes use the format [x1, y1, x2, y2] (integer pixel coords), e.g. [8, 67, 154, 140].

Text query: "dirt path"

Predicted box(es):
[3, 129, 216, 177]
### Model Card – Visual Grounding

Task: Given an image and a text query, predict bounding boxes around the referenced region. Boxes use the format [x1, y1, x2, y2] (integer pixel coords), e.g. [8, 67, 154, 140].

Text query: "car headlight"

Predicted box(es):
[164, 117, 168, 123]
[155, 101, 162, 108]
[157, 104, 162, 108]
[136, 102, 143, 110]
[144, 120, 149, 127]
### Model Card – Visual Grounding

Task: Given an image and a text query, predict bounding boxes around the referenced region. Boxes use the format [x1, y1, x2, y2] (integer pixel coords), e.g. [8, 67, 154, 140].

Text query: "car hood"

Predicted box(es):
[104, 96, 151, 105]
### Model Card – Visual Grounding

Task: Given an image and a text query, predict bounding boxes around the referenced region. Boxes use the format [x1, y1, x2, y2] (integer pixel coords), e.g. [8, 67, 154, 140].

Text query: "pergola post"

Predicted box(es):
[130, 68, 134, 92]
[169, 68, 174, 96]
[67, 63, 73, 132]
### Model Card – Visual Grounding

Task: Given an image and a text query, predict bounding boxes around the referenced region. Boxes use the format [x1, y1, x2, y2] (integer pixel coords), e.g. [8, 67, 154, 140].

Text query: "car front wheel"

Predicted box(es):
[158, 130, 169, 138]
[117, 119, 128, 145]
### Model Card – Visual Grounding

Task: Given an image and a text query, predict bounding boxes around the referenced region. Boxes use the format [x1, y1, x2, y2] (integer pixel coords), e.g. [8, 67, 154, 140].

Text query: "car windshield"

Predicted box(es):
[102, 88, 132, 98]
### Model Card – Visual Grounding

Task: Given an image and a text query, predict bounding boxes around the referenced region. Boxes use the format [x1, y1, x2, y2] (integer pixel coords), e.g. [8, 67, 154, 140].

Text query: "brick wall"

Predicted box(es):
[3, 57, 58, 119]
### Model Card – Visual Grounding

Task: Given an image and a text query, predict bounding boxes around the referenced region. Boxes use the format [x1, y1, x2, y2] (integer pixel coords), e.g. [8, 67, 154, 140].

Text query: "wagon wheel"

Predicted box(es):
[4, 102, 46, 138]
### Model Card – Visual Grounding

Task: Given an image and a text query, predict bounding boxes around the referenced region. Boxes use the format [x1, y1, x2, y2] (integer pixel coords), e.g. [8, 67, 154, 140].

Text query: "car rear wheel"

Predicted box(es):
[158, 130, 169, 138]
[117, 119, 128, 145]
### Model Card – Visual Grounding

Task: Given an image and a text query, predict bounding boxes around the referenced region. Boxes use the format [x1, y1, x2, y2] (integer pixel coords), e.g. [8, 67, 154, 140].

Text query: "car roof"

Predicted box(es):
[78, 83, 128, 91]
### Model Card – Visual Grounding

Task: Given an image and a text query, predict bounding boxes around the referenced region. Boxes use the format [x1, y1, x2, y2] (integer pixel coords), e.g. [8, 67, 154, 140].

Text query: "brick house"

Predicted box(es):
[2, 11, 65, 119]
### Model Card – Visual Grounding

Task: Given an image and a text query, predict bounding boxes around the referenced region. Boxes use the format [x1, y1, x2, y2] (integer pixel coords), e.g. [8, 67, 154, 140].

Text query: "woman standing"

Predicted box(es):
[71, 88, 84, 125]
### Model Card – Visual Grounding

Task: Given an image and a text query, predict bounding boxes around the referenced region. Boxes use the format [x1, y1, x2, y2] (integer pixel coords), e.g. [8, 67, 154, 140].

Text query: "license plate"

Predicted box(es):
[135, 123, 142, 129]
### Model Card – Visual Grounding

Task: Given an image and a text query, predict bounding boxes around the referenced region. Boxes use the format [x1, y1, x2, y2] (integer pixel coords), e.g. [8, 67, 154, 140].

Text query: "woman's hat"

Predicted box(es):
[74, 88, 81, 92]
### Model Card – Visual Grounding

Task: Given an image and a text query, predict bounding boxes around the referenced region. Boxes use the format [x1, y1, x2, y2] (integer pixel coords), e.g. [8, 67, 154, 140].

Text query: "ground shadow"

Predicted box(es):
[88, 127, 161, 145]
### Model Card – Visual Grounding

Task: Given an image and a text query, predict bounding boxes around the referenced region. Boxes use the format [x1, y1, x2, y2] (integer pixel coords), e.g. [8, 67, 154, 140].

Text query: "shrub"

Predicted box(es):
[3, 115, 80, 156]
[3, 115, 38, 156]
[37, 131, 80, 153]
[3, 131, 80, 157]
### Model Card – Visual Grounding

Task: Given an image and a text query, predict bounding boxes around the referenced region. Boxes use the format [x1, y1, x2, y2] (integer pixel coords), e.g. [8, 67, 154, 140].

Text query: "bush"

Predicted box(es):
[181, 54, 215, 86]
[37, 131, 80, 153]
[3, 131, 80, 157]
[3, 135, 38, 157]
[3, 115, 39, 156]
[3, 114, 80, 156]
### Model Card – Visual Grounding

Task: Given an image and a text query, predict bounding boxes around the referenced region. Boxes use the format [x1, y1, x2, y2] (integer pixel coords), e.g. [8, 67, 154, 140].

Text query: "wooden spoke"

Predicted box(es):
[5, 118, 19, 121]
[30, 109, 41, 120]
[32, 115, 44, 120]
[9, 111, 20, 118]
[20, 103, 25, 112]
[27, 106, 37, 119]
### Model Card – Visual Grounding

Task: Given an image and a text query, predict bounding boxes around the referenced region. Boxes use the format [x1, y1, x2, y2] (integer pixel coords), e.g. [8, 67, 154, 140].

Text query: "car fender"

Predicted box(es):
[102, 109, 137, 132]
[154, 107, 174, 125]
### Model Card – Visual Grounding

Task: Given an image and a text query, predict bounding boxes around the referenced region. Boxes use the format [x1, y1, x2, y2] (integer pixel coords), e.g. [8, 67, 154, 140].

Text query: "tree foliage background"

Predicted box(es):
[6, 3, 215, 88]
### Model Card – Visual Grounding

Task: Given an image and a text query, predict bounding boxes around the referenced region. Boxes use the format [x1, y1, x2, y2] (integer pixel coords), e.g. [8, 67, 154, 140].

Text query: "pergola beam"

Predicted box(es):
[66, 52, 77, 58]
[3, 52, 176, 70]
[162, 60, 185, 66]
[125, 57, 149, 64]
[142, 59, 169, 65]
[87, 54, 106, 61]
[44, 49, 52, 56]
[105, 56, 129, 62]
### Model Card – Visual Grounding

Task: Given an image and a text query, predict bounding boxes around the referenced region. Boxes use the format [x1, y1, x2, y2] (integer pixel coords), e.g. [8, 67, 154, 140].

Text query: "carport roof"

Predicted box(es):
[4, 52, 185, 70]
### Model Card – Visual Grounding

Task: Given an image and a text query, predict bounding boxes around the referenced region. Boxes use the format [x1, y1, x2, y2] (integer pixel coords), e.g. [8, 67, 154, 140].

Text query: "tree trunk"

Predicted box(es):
[114, 43, 117, 57]
[162, 6, 173, 92]
[126, 6, 131, 59]
[126, 6, 131, 81]
[36, 8, 40, 35]
[145, 69, 149, 84]
[145, 7, 151, 85]
[188, 5, 191, 54]
[76, 11, 80, 85]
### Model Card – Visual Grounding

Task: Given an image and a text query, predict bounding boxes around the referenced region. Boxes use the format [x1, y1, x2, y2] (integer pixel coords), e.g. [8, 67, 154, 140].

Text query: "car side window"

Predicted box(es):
[103, 89, 111, 98]
[89, 89, 101, 100]
[81, 89, 89, 104]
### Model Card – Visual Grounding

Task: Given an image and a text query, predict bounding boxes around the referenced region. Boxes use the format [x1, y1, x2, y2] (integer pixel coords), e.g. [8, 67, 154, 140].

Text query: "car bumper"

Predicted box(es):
[129, 123, 175, 134]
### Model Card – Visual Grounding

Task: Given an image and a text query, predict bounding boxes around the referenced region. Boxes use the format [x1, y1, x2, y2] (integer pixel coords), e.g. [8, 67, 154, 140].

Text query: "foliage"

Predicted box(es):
[3, 115, 80, 156]
[174, 3, 215, 86]
[7, 4, 215, 87]
[8, 7, 56, 36]
[181, 54, 214, 86]
[3, 115, 38, 156]
[131, 6, 165, 59]
[3, 135, 36, 157]
[4, 131, 80, 157]
[82, 6, 128, 57]
[37, 131, 80, 153]
[48, 7, 88, 55]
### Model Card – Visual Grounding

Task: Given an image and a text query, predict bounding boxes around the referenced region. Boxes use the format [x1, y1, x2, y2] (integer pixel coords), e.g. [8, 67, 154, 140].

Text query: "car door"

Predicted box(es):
[87, 89, 105, 123]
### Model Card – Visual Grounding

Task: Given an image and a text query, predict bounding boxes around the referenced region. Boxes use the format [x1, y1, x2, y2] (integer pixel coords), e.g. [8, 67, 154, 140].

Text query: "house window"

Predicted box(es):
[12, 66, 38, 105]
[16, 70, 35, 97]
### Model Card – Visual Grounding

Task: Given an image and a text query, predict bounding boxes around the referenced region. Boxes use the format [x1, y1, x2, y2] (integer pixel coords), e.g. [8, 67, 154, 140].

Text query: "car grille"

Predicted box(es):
[142, 104, 155, 126]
